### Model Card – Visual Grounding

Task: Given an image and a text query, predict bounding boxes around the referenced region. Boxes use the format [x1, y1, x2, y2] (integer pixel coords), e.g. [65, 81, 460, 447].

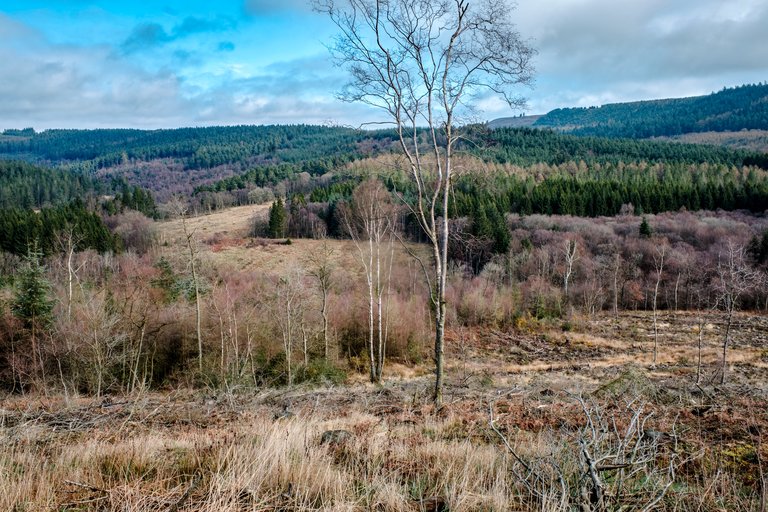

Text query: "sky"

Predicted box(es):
[0, 0, 766, 130]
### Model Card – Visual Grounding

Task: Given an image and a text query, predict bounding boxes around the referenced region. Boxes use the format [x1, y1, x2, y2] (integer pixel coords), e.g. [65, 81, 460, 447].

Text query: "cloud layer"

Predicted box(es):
[0, 0, 766, 129]
[515, 0, 768, 112]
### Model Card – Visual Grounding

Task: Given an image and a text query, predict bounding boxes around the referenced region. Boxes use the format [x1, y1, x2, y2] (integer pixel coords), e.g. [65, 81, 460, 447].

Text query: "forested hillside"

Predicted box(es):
[0, 125, 388, 200]
[531, 83, 768, 138]
[1, 121, 766, 262]
[0, 125, 378, 170]
[0, 160, 104, 209]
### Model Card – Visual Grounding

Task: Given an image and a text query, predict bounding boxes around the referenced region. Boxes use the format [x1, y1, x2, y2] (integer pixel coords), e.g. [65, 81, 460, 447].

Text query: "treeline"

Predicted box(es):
[190, 126, 768, 214]
[259, 160, 768, 240]
[0, 160, 159, 256]
[0, 159, 158, 216]
[102, 181, 158, 218]
[0, 199, 121, 256]
[480, 126, 768, 168]
[533, 83, 768, 138]
[453, 162, 768, 218]
[0, 160, 104, 209]
[0, 125, 386, 170]
[195, 157, 356, 193]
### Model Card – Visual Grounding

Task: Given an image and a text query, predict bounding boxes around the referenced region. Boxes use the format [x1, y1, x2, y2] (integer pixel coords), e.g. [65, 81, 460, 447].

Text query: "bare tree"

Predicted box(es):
[651, 243, 666, 367]
[316, 0, 535, 405]
[304, 241, 336, 361]
[562, 238, 579, 306]
[611, 248, 622, 319]
[274, 265, 310, 386]
[340, 179, 396, 383]
[713, 242, 758, 384]
[54, 227, 84, 322]
[164, 197, 205, 373]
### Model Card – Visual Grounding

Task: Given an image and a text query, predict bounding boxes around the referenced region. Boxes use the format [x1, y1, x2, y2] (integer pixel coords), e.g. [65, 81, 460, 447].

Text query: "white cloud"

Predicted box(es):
[512, 0, 768, 113]
[2, 1, 767, 128]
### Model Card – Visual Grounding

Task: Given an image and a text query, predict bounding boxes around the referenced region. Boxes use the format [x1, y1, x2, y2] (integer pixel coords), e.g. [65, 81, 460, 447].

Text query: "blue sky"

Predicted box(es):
[1, 0, 767, 129]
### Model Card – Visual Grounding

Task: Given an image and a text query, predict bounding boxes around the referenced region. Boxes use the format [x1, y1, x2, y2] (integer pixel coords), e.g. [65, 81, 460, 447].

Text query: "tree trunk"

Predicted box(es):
[612, 253, 620, 319]
[67, 244, 74, 321]
[191, 259, 202, 373]
[286, 297, 293, 386]
[651, 248, 665, 366]
[182, 214, 204, 374]
[696, 315, 704, 384]
[321, 288, 329, 360]
[375, 231, 384, 383]
[434, 150, 450, 407]
[721, 306, 734, 385]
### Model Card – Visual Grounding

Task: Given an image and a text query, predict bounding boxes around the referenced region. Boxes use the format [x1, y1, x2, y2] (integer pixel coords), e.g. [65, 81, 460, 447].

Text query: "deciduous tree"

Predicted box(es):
[317, 0, 535, 405]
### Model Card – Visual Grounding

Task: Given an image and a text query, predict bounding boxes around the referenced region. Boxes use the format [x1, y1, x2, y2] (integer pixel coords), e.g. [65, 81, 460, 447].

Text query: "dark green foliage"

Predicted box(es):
[533, 83, 768, 138]
[0, 160, 102, 209]
[639, 216, 652, 238]
[479, 127, 765, 169]
[295, 359, 348, 385]
[11, 248, 54, 329]
[195, 159, 358, 195]
[0, 200, 120, 256]
[103, 181, 158, 218]
[253, 351, 289, 386]
[450, 162, 768, 219]
[151, 257, 180, 303]
[268, 197, 287, 239]
[0, 125, 375, 171]
[309, 179, 358, 203]
[2, 127, 35, 137]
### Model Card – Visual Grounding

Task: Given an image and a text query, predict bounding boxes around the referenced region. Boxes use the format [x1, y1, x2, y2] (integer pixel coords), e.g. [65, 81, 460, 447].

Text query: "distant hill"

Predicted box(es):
[531, 83, 768, 139]
[486, 115, 542, 129]
[0, 125, 391, 200]
[489, 84, 768, 143]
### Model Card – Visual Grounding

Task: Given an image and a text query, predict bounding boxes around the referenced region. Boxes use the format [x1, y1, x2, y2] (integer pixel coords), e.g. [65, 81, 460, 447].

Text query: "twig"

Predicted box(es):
[63, 480, 107, 493]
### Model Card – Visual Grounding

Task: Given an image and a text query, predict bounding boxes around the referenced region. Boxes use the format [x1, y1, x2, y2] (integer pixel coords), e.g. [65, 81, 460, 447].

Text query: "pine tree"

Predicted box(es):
[639, 216, 652, 238]
[12, 246, 54, 329]
[12, 245, 54, 381]
[268, 197, 287, 238]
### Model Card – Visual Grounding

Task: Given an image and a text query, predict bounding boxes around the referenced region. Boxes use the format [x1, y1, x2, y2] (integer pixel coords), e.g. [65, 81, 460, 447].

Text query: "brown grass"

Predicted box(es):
[158, 204, 270, 247]
[4, 355, 767, 511]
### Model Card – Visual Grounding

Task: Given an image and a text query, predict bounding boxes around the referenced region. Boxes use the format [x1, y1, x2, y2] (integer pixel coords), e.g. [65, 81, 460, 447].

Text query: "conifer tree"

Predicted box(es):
[639, 216, 652, 238]
[12, 246, 54, 329]
[268, 197, 287, 238]
[12, 245, 54, 381]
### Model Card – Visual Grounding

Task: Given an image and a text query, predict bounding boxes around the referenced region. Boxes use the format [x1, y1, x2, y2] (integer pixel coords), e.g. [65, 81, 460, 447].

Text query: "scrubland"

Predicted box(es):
[3, 311, 768, 511]
[2, 205, 767, 511]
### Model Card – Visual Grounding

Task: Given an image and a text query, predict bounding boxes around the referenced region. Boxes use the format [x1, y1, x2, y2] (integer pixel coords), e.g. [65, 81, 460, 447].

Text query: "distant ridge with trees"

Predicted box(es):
[490, 83, 768, 140]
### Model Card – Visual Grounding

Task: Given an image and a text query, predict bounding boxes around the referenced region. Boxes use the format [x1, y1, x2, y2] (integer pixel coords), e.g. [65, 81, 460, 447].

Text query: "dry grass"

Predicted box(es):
[155, 205, 427, 276]
[4, 309, 768, 512]
[158, 204, 270, 247]
[0, 391, 537, 511]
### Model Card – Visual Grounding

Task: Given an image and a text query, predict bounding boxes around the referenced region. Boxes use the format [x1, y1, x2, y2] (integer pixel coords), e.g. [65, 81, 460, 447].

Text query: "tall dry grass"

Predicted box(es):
[4, 388, 761, 512]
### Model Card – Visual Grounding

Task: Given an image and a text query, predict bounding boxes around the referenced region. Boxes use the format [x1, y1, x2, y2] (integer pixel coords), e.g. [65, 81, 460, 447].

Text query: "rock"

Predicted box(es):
[320, 429, 353, 446]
